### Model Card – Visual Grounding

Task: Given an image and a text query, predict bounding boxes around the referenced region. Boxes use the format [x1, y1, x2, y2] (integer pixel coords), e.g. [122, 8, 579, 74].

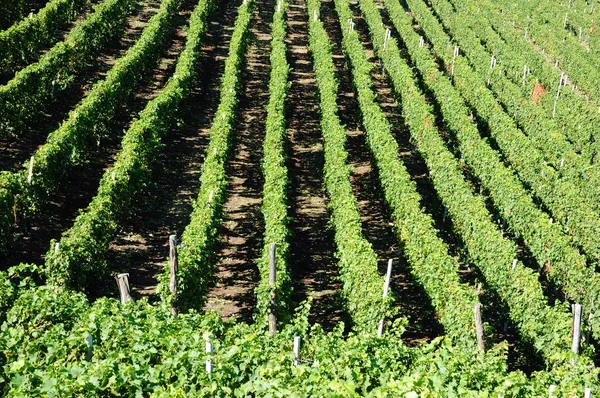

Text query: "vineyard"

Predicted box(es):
[2, 0, 600, 394]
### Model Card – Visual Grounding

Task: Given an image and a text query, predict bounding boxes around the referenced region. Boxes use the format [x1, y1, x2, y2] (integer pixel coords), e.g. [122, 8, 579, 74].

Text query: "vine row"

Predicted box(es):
[0, 0, 137, 134]
[306, 0, 392, 333]
[44, 0, 213, 290]
[0, 0, 91, 75]
[157, 0, 253, 312]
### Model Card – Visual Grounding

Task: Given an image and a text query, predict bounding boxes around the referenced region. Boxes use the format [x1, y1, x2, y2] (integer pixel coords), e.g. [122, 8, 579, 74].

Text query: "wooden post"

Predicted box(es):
[169, 235, 178, 317]
[206, 340, 213, 374]
[377, 259, 393, 337]
[293, 336, 301, 366]
[474, 303, 485, 351]
[572, 304, 583, 364]
[269, 243, 277, 335]
[115, 273, 132, 305]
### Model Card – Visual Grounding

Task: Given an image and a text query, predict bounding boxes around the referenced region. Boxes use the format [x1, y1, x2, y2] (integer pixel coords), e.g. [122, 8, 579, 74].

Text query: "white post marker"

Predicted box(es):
[585, 387, 592, 398]
[419, 35, 424, 47]
[383, 28, 391, 50]
[54, 242, 60, 253]
[553, 73, 564, 119]
[206, 340, 214, 374]
[85, 335, 93, 360]
[277, 1, 281, 12]
[293, 336, 301, 366]
[571, 303, 582, 365]
[314, 10, 317, 22]
[377, 259, 393, 337]
[169, 234, 178, 317]
[512, 259, 517, 270]
[564, 12, 568, 28]
[27, 156, 34, 184]
[451, 45, 459, 76]
[522, 64, 528, 85]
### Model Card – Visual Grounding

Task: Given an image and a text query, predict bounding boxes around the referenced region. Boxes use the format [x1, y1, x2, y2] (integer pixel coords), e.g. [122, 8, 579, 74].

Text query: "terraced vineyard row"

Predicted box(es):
[0, 0, 599, 394]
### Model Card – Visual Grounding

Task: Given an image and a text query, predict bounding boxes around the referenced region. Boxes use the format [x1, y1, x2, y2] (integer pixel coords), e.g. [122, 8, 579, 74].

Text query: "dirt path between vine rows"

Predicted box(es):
[103, 0, 240, 300]
[201, 0, 275, 321]
[0, 0, 159, 175]
[3, 0, 189, 273]
[285, 0, 348, 331]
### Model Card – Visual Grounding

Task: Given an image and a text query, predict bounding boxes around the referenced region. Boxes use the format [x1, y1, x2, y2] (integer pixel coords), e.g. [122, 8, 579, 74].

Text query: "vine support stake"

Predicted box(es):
[419, 35, 424, 47]
[206, 339, 214, 374]
[85, 335, 93, 360]
[474, 303, 485, 351]
[586, 313, 593, 345]
[572, 303, 583, 364]
[293, 336, 301, 366]
[377, 259, 393, 337]
[169, 234, 178, 317]
[27, 156, 34, 184]
[115, 273, 132, 305]
[522, 65, 528, 85]
[269, 242, 277, 335]
[585, 388, 592, 398]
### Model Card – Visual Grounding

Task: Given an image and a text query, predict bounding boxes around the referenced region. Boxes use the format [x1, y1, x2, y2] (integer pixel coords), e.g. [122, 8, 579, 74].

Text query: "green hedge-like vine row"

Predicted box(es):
[401, 0, 600, 269]
[489, 0, 600, 106]
[0, 0, 91, 76]
[395, 0, 600, 342]
[313, 0, 479, 346]
[427, 0, 600, 215]
[0, 0, 180, 257]
[4, 284, 596, 395]
[0, 0, 137, 134]
[444, 0, 600, 161]
[0, 0, 26, 30]
[305, 0, 392, 333]
[157, 0, 252, 312]
[352, 0, 575, 362]
[44, 0, 213, 290]
[256, 0, 292, 324]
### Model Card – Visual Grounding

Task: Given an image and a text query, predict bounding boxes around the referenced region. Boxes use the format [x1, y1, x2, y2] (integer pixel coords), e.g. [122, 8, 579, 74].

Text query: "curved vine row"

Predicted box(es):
[0, 0, 138, 134]
[348, 0, 576, 362]
[0, 0, 181, 257]
[44, 0, 213, 290]
[390, 0, 600, 342]
[157, 0, 253, 312]
[306, 0, 392, 333]
[255, 0, 292, 324]
[0, 0, 91, 75]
